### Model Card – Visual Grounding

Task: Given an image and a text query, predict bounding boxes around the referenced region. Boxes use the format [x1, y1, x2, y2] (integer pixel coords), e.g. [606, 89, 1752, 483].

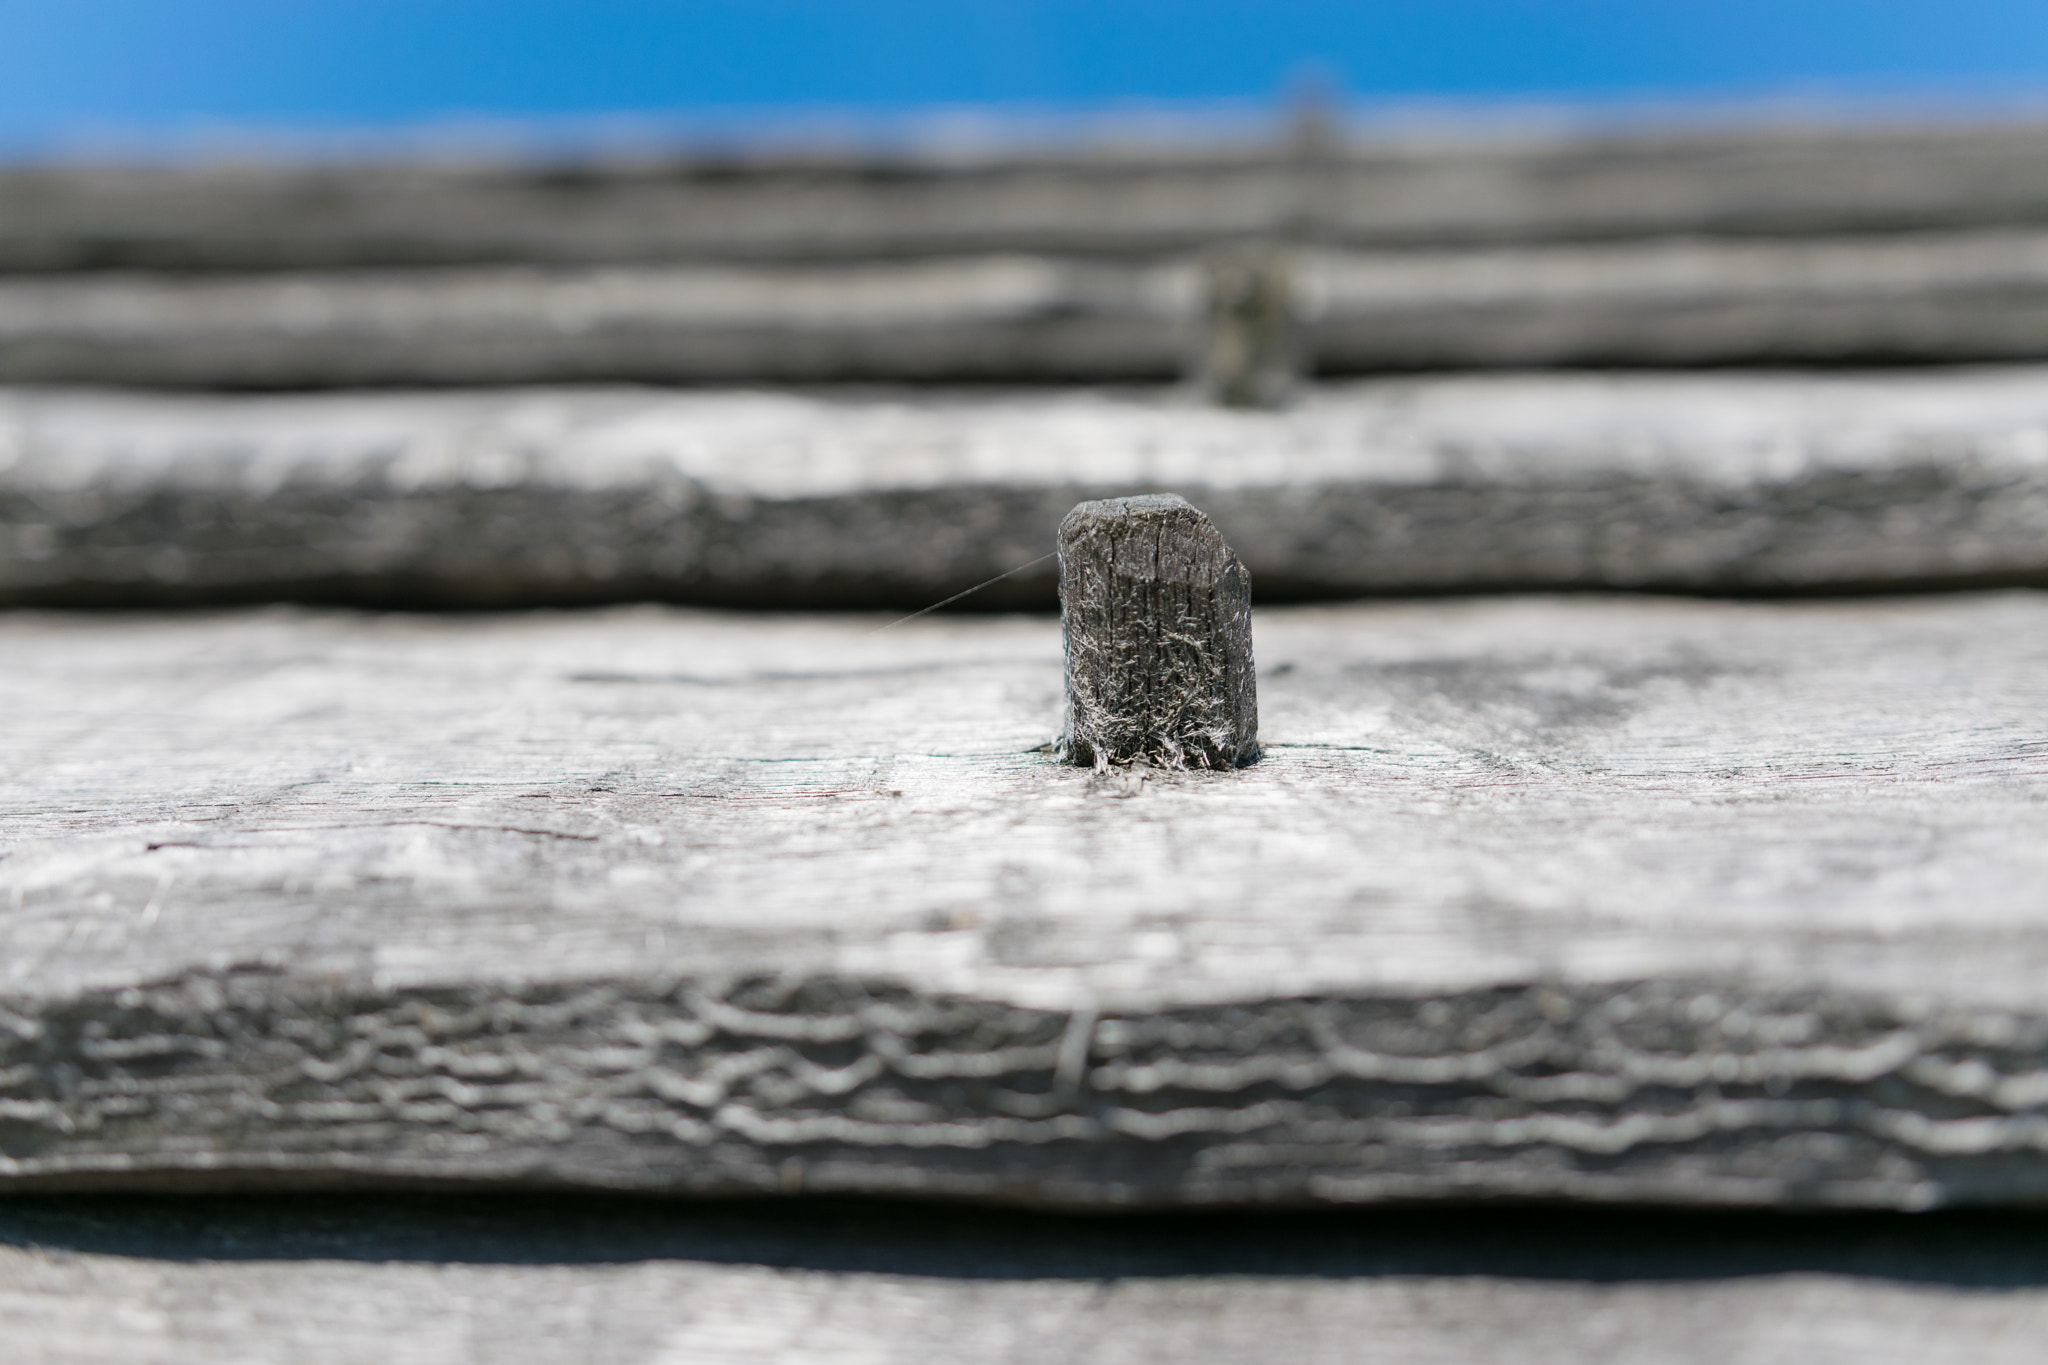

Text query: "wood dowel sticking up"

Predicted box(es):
[1057, 494, 1259, 770]
[1198, 244, 1300, 409]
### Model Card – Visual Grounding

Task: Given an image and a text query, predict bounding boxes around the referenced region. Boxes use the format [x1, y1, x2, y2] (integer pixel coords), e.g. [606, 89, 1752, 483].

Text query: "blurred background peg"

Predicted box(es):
[1197, 243, 1303, 408]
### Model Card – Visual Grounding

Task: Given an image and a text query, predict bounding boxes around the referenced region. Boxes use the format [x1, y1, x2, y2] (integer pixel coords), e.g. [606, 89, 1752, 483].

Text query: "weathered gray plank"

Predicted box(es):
[14, 230, 2048, 385]
[15, 119, 2048, 272]
[3, 594, 2047, 1206]
[1308, 228, 2048, 369]
[8, 1197, 2048, 1365]
[6, 371, 2048, 607]
[0, 257, 1182, 386]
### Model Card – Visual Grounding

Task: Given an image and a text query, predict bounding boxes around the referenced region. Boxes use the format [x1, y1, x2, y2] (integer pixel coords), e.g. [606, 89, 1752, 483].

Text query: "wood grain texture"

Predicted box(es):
[14, 230, 2048, 384]
[14, 120, 2048, 272]
[1057, 495, 1259, 769]
[7, 370, 2048, 607]
[3, 594, 2047, 1207]
[10, 1196, 2048, 1365]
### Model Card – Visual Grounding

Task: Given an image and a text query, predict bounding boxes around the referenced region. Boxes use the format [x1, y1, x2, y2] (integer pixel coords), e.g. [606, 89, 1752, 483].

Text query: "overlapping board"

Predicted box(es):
[11, 232, 2048, 385]
[7, 1196, 2048, 1365]
[10, 118, 2048, 269]
[19, 120, 2048, 383]
[7, 369, 2048, 608]
[4, 593, 2046, 1207]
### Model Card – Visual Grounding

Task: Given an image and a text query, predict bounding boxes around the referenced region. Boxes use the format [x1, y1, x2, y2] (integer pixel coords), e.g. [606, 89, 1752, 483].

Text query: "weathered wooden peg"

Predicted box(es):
[1058, 494, 1259, 770]
[1197, 243, 1300, 409]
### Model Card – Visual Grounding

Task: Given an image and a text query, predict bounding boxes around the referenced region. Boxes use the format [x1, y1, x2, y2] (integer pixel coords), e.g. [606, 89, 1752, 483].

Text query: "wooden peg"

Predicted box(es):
[1198, 244, 1300, 409]
[1057, 494, 1259, 770]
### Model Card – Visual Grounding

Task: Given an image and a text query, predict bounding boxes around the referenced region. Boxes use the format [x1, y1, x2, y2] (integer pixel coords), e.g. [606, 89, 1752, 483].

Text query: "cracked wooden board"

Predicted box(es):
[8, 368, 2048, 608]
[9, 1196, 2048, 1365]
[15, 231, 2048, 385]
[3, 593, 2047, 1207]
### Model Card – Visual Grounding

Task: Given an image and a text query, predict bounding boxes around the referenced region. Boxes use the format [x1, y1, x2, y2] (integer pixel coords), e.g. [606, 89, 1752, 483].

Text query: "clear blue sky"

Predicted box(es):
[7, 1, 2048, 150]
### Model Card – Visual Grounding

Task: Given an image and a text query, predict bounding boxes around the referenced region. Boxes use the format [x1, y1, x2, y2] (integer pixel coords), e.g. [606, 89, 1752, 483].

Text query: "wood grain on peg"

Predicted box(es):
[1056, 494, 1259, 770]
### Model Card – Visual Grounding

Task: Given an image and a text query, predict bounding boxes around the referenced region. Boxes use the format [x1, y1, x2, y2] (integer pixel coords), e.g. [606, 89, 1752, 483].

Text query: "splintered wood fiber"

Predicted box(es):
[1058, 494, 1258, 769]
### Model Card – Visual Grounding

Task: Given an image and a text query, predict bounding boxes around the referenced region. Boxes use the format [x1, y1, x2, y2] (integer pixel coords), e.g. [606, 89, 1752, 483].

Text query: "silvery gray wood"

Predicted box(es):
[16, 119, 2048, 271]
[1305, 228, 2048, 369]
[3, 594, 2048, 1207]
[1057, 495, 1259, 769]
[7, 370, 2048, 608]
[0, 257, 1180, 387]
[1197, 246, 1300, 407]
[15, 231, 2048, 384]
[10, 1198, 2048, 1365]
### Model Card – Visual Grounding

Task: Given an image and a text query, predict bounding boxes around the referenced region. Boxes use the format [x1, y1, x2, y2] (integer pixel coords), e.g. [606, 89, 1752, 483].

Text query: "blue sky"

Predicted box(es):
[7, 1, 2048, 151]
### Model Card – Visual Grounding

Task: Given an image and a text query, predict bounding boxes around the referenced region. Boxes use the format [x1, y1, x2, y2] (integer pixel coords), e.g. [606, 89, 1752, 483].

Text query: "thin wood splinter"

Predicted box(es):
[1057, 493, 1259, 770]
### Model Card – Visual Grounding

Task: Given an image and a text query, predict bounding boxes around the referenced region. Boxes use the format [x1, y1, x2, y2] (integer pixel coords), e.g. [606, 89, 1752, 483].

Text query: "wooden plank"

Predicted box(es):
[3, 594, 2047, 1207]
[12, 230, 2048, 385]
[6, 371, 2048, 607]
[1308, 228, 2048, 369]
[0, 257, 1181, 386]
[14, 119, 2048, 272]
[6, 1196, 2048, 1364]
